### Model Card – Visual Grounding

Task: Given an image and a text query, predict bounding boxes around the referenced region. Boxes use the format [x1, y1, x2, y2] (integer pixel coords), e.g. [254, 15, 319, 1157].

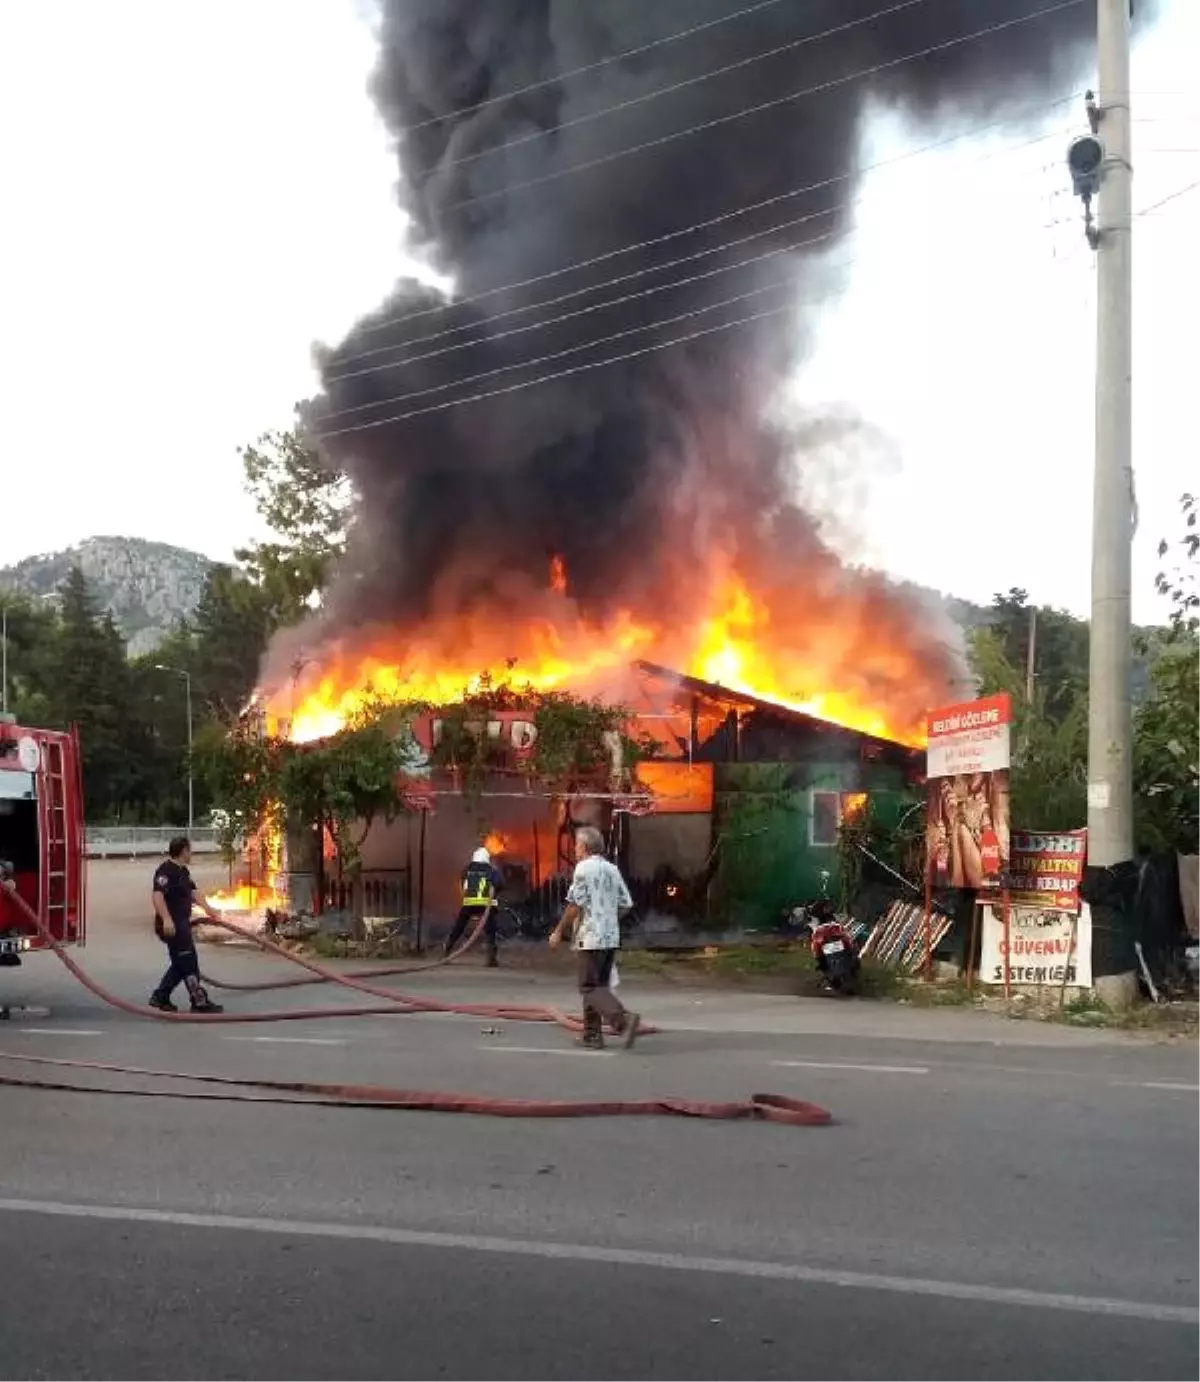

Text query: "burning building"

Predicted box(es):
[245, 2, 1137, 928]
[265, 658, 920, 940]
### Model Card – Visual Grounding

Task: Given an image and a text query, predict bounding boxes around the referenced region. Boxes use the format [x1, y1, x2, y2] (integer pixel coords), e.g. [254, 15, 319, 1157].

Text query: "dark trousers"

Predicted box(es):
[444, 905, 498, 962]
[153, 933, 202, 1003]
[578, 948, 628, 1039]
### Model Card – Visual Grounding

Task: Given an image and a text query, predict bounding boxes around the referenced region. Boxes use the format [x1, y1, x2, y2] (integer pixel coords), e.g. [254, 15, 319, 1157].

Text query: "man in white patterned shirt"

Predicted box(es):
[549, 826, 640, 1050]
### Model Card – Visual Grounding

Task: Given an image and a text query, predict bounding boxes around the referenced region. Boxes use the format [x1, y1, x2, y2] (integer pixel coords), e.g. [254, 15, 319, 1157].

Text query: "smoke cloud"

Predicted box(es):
[276, 0, 1151, 723]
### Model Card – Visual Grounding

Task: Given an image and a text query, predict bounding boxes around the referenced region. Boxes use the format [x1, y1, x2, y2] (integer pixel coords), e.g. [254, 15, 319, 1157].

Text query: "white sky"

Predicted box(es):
[1, 0, 1195, 623]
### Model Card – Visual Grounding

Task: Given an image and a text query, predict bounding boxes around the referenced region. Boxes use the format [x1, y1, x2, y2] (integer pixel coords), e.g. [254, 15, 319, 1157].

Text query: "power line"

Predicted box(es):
[1045, 160, 1200, 229]
[335, 104, 1084, 368]
[443, 0, 1086, 212]
[1052, 173, 1200, 259]
[395, 0, 796, 136]
[1134, 177, 1200, 217]
[351, 89, 1193, 342]
[437, 0, 936, 174]
[322, 249, 839, 422]
[317, 296, 804, 438]
[328, 212, 841, 381]
[326, 162, 1192, 427]
[332, 126, 1077, 387]
[318, 185, 1145, 441]
[361, 92, 1089, 341]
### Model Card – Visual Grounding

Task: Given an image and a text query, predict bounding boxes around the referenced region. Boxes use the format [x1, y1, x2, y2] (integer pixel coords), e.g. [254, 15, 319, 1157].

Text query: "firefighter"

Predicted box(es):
[149, 835, 225, 1014]
[442, 846, 503, 967]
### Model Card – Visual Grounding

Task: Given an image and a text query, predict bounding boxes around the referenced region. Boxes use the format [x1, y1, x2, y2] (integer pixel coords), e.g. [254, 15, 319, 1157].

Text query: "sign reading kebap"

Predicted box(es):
[1007, 829, 1087, 911]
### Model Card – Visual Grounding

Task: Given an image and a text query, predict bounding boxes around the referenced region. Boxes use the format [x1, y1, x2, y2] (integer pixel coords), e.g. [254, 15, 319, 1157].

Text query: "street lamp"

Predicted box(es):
[154, 664, 193, 833]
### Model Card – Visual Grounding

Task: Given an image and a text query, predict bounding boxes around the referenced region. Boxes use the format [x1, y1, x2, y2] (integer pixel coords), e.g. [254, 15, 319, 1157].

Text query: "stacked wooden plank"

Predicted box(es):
[858, 900, 953, 972]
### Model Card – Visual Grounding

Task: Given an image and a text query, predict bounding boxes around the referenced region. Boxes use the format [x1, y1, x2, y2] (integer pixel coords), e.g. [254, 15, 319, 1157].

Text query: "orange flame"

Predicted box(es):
[549, 554, 568, 595]
[272, 561, 945, 749]
[203, 882, 285, 913]
[204, 820, 287, 914]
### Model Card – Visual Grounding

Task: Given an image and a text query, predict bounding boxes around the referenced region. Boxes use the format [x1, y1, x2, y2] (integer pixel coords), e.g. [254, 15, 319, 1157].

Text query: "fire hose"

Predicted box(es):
[0, 889, 832, 1128]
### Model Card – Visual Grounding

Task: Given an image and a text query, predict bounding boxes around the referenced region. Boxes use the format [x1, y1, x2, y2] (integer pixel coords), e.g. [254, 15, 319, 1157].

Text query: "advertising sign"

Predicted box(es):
[1006, 829, 1087, 912]
[979, 903, 1093, 988]
[924, 695, 1013, 891]
[926, 694, 1012, 779]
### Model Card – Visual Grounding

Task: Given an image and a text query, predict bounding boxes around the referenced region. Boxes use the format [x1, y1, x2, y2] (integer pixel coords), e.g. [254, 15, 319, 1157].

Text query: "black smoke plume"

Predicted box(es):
[281, 0, 1152, 701]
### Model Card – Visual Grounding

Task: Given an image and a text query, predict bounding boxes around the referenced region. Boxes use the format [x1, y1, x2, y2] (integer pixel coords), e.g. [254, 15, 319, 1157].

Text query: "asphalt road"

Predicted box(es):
[1, 861, 1196, 1380]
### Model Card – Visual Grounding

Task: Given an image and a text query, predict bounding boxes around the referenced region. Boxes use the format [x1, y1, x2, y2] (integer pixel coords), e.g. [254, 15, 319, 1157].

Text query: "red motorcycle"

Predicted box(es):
[809, 912, 860, 996]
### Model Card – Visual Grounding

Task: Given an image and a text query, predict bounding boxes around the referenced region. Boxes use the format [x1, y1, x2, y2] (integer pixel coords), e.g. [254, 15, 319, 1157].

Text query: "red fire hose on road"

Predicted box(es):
[0, 1050, 828, 1125]
[9, 897, 588, 1029]
[0, 890, 832, 1127]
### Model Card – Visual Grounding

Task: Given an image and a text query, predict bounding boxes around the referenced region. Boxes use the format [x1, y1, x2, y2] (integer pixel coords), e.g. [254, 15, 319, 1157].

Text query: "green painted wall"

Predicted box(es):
[710, 760, 914, 929]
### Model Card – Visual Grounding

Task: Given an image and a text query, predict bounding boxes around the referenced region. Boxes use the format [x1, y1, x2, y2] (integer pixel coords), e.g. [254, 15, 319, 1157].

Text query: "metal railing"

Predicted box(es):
[85, 826, 220, 859]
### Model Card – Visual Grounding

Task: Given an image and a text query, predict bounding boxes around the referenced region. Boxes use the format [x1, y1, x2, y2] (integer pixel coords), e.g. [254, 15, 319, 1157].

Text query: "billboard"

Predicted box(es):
[979, 903, 1093, 988]
[926, 693, 1012, 778]
[1006, 829, 1087, 912]
[925, 694, 1012, 891]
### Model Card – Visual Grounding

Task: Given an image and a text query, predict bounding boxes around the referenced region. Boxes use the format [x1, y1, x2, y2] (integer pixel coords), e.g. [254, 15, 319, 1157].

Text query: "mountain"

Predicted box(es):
[0, 536, 215, 657]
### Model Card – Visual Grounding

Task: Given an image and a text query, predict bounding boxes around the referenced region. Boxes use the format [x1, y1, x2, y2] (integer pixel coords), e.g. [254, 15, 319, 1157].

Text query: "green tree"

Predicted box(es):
[195, 697, 412, 902]
[967, 626, 1088, 829]
[39, 569, 134, 819]
[986, 588, 1090, 720]
[190, 564, 276, 719]
[119, 617, 204, 824]
[1135, 493, 1199, 852]
[0, 594, 59, 723]
[236, 421, 348, 624]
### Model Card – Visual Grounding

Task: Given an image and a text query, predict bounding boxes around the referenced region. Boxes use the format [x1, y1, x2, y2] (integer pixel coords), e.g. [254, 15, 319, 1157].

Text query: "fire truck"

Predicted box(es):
[0, 718, 87, 967]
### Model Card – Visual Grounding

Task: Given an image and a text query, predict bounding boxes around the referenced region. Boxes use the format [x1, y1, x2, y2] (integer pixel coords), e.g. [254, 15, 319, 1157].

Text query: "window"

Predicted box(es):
[810, 792, 841, 847]
[809, 791, 869, 847]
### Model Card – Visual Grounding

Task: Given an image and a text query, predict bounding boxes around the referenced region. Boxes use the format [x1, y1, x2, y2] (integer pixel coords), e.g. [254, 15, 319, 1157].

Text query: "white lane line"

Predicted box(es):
[0, 1198, 1192, 1326]
[478, 1045, 612, 1058]
[222, 1036, 346, 1047]
[1136, 1082, 1199, 1093]
[16, 1029, 103, 1038]
[771, 1060, 929, 1075]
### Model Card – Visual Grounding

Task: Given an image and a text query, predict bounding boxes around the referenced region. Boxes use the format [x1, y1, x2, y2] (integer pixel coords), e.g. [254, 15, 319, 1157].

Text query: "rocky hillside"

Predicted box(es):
[0, 536, 214, 656]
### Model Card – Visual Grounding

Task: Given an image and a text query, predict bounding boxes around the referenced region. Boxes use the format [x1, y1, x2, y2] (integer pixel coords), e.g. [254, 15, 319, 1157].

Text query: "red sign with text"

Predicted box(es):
[1006, 829, 1087, 912]
[926, 693, 1012, 778]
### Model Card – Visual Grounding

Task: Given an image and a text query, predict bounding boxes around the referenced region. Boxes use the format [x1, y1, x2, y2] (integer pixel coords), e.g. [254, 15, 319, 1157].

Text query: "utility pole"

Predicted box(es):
[155, 664, 194, 834]
[184, 670, 194, 835]
[1024, 605, 1038, 708]
[1079, 0, 1135, 866]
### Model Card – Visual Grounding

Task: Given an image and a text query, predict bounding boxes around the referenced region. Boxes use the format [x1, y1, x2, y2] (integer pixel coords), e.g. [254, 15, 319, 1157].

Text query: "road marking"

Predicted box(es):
[1137, 1082, 1199, 1093]
[17, 1029, 103, 1038]
[0, 1198, 1192, 1326]
[222, 1036, 347, 1047]
[478, 1045, 613, 1057]
[771, 1060, 929, 1076]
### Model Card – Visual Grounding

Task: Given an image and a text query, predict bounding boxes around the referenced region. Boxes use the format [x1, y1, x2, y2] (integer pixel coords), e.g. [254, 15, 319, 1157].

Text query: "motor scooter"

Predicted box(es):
[809, 914, 860, 995]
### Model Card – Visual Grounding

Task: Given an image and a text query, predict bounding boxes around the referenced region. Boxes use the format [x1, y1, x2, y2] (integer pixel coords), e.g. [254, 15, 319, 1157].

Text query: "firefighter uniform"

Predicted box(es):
[149, 853, 222, 1013]
[443, 848, 502, 966]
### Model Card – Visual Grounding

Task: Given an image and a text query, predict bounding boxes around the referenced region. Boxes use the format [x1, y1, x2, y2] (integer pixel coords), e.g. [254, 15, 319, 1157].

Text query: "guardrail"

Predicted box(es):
[86, 827, 220, 859]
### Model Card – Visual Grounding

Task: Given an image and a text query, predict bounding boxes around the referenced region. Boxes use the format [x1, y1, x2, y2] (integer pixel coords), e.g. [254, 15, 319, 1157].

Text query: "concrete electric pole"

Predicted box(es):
[1069, 0, 1135, 867]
